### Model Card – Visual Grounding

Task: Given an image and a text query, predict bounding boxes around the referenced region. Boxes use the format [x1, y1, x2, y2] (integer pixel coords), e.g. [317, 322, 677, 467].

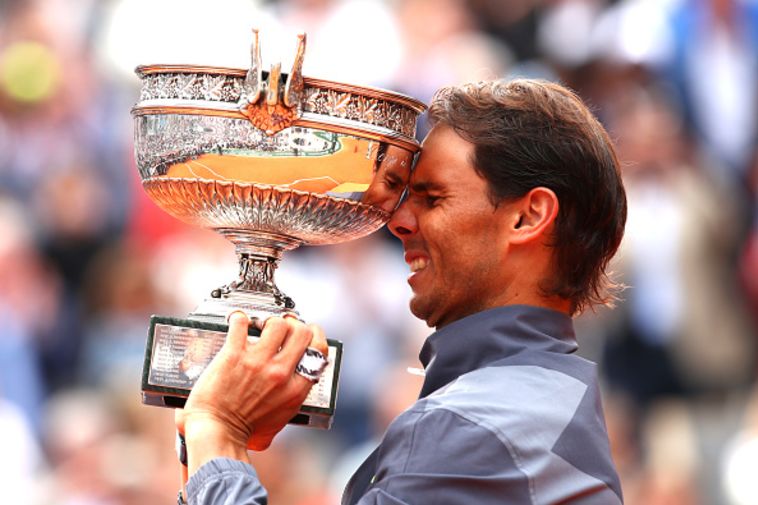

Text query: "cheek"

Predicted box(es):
[422, 208, 503, 263]
[449, 232, 503, 280]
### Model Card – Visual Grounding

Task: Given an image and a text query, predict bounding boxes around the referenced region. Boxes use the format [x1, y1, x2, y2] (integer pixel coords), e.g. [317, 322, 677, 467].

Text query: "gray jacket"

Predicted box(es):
[186, 305, 623, 504]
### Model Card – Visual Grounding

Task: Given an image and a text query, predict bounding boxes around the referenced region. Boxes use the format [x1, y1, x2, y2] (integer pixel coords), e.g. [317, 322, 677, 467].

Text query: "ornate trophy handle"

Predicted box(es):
[242, 28, 262, 105]
[238, 29, 306, 134]
[284, 33, 306, 108]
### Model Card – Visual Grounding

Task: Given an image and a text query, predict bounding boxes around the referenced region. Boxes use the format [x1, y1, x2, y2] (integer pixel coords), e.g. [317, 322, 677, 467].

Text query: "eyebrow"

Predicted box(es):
[409, 180, 445, 193]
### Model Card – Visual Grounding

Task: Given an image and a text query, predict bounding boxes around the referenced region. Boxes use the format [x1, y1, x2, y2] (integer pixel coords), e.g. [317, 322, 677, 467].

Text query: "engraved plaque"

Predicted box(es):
[141, 316, 342, 429]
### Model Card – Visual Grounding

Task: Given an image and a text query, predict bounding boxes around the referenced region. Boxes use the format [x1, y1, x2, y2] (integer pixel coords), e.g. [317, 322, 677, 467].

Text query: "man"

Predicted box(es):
[175, 78, 627, 504]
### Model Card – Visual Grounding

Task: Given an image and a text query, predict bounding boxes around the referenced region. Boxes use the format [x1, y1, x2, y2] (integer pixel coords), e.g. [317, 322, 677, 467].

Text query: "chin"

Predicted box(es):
[409, 299, 432, 327]
[415, 309, 442, 328]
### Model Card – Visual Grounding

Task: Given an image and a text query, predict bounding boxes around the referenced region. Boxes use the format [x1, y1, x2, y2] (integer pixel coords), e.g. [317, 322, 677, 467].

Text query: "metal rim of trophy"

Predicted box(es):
[132, 64, 425, 153]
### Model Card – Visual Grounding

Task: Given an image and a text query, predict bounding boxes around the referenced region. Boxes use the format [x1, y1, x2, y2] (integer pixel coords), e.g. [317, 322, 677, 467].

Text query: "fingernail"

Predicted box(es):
[225, 310, 249, 324]
[282, 311, 302, 322]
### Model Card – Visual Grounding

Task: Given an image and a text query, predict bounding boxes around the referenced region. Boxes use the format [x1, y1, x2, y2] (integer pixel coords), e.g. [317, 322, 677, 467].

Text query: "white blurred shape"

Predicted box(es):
[723, 434, 758, 505]
[275, 0, 403, 86]
[0, 198, 33, 259]
[538, 0, 600, 67]
[618, 0, 670, 64]
[687, 14, 758, 171]
[591, 0, 675, 66]
[150, 231, 236, 314]
[98, 0, 400, 87]
[97, 0, 275, 79]
[426, 32, 512, 83]
[0, 399, 45, 505]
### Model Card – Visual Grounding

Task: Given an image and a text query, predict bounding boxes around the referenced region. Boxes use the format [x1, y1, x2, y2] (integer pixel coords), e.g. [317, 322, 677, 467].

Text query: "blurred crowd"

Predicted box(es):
[0, 0, 757, 503]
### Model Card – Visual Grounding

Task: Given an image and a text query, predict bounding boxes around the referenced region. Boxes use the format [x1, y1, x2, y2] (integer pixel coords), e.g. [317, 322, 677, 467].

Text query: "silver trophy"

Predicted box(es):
[132, 30, 425, 428]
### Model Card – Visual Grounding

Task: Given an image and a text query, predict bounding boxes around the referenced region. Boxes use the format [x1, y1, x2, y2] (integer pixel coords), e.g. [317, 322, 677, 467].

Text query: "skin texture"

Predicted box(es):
[388, 125, 568, 328]
[176, 312, 328, 476]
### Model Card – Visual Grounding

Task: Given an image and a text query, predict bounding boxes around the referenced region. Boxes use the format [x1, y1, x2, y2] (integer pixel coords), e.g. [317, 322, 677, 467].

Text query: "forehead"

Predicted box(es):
[411, 125, 480, 187]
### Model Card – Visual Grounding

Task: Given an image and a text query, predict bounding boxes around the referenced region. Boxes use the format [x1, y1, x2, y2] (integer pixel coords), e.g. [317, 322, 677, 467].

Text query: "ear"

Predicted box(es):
[508, 187, 559, 245]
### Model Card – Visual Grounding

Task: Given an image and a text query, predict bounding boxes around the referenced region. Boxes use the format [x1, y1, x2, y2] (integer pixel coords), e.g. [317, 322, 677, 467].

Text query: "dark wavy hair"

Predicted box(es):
[428, 79, 627, 315]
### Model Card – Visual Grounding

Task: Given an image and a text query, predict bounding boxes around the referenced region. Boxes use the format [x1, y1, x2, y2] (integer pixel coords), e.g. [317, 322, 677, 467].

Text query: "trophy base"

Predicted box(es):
[188, 290, 295, 325]
[141, 315, 342, 430]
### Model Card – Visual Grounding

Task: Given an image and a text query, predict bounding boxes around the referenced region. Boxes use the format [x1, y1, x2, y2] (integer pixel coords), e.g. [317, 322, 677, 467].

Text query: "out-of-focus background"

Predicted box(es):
[0, 0, 757, 503]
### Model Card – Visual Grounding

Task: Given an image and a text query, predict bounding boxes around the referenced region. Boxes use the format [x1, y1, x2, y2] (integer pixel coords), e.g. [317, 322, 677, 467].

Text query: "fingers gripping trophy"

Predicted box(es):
[132, 30, 425, 429]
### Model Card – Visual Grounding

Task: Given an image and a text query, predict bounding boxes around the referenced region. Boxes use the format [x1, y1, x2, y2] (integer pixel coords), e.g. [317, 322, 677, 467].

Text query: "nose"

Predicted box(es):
[388, 197, 416, 239]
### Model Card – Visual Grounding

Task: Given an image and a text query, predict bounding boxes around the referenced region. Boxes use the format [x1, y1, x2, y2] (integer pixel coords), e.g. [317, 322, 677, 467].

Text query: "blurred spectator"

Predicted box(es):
[79, 241, 168, 386]
[38, 388, 176, 504]
[602, 84, 755, 403]
[468, 0, 541, 62]
[0, 0, 131, 217]
[595, 82, 756, 504]
[33, 165, 117, 391]
[629, 401, 702, 505]
[739, 151, 758, 328]
[0, 196, 55, 433]
[657, 0, 758, 183]
[1, 0, 133, 393]
[392, 0, 512, 137]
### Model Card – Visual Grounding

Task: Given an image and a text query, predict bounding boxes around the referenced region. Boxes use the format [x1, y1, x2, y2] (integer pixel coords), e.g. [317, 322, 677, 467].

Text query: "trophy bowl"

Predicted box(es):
[132, 31, 425, 428]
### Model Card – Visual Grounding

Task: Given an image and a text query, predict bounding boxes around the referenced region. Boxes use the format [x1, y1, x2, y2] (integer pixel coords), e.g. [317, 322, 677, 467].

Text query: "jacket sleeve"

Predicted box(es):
[186, 458, 268, 505]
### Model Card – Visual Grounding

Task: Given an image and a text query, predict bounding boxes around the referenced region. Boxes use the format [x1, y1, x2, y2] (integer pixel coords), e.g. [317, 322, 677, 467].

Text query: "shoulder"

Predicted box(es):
[369, 364, 622, 504]
[427, 364, 593, 428]
[413, 364, 601, 477]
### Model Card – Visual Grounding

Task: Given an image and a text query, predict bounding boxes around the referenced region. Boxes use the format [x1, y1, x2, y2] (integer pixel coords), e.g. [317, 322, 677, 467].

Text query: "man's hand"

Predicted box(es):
[175, 312, 328, 475]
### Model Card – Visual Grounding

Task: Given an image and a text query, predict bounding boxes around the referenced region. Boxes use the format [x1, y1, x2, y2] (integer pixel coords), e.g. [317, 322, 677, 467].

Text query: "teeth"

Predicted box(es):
[410, 258, 428, 272]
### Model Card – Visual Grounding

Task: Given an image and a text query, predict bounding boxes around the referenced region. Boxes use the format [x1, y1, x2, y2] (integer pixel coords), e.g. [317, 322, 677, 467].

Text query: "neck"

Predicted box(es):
[434, 296, 570, 330]
[501, 247, 571, 315]
[528, 295, 571, 315]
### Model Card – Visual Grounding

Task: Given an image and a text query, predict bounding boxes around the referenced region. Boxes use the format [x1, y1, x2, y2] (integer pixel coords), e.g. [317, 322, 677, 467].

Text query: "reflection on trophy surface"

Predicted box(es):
[133, 30, 425, 428]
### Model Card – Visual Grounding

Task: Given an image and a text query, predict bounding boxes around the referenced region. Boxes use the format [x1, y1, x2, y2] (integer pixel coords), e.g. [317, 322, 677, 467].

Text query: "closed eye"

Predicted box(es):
[384, 173, 403, 190]
[423, 194, 443, 208]
[407, 181, 446, 207]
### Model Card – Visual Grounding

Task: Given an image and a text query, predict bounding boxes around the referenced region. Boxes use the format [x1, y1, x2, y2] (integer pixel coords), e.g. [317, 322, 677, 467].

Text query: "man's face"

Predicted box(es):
[389, 125, 517, 328]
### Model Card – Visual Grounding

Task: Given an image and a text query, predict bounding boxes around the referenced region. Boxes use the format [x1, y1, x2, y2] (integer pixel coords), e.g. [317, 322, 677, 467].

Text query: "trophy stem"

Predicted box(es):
[188, 230, 302, 323]
[232, 253, 280, 295]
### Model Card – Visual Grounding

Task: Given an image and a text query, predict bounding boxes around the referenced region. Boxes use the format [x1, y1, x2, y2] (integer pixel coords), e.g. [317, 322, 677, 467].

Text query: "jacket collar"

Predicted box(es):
[418, 305, 577, 398]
